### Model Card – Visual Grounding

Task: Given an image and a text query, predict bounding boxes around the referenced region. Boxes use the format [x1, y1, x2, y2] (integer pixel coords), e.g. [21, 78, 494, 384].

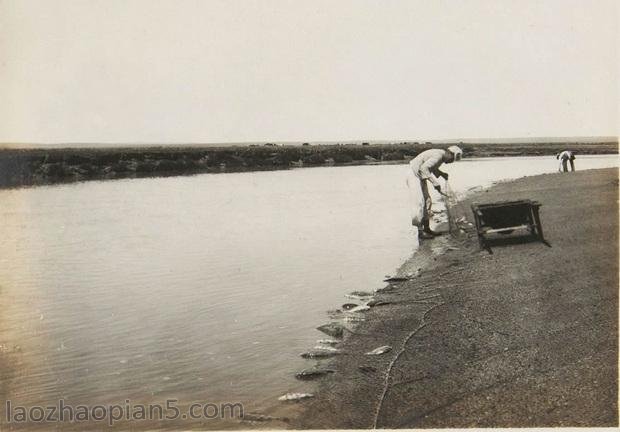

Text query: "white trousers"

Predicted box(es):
[406, 172, 431, 226]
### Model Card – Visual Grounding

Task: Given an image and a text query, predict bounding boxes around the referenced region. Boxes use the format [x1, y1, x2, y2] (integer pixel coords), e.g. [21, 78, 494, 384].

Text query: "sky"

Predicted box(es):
[0, 0, 618, 145]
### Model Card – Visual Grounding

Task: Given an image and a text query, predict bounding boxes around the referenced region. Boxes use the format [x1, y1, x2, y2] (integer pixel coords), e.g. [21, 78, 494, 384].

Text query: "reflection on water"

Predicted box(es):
[0, 155, 617, 427]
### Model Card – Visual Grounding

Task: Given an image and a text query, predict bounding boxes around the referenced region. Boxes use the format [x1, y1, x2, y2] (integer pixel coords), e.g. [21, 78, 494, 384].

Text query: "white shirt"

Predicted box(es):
[409, 149, 448, 187]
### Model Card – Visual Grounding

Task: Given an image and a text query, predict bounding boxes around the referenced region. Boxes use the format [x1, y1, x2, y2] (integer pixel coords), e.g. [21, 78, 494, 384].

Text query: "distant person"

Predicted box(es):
[557, 150, 576, 172]
[407, 146, 463, 239]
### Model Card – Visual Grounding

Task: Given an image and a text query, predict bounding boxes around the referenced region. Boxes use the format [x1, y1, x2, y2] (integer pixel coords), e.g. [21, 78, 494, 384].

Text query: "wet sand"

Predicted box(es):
[291, 167, 618, 428]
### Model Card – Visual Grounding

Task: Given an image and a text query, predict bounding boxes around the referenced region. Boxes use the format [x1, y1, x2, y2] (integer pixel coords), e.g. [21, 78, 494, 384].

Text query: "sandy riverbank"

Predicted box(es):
[286, 167, 618, 428]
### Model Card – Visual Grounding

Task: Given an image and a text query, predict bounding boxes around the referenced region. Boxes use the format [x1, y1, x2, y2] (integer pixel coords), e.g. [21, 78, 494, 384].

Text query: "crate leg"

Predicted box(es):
[477, 233, 485, 250]
[532, 208, 544, 240]
[479, 234, 493, 253]
[532, 207, 550, 247]
[471, 208, 491, 252]
[528, 218, 537, 239]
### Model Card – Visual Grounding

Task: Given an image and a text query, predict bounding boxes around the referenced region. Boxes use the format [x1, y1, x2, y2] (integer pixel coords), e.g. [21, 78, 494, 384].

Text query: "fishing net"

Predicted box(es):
[444, 181, 472, 236]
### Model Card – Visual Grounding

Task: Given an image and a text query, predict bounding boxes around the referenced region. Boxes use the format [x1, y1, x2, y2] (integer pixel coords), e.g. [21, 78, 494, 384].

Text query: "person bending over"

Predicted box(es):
[556, 150, 576, 172]
[407, 146, 463, 239]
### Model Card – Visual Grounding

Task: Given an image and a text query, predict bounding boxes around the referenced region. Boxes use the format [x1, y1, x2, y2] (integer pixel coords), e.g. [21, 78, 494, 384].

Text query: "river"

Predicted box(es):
[0, 155, 617, 428]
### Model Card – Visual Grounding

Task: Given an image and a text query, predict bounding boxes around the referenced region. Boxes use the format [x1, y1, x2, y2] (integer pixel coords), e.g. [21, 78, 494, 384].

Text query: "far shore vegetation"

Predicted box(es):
[0, 140, 617, 189]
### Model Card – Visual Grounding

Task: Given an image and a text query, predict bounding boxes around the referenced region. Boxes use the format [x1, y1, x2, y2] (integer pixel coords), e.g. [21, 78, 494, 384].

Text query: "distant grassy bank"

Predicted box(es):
[0, 141, 617, 188]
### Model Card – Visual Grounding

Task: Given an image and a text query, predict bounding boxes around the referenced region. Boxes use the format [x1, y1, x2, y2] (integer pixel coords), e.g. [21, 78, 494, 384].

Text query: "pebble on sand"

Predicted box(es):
[317, 323, 344, 338]
[367, 299, 392, 307]
[295, 368, 336, 380]
[348, 305, 370, 313]
[278, 393, 315, 402]
[365, 345, 392, 355]
[300, 349, 340, 359]
[383, 276, 410, 282]
[312, 345, 339, 352]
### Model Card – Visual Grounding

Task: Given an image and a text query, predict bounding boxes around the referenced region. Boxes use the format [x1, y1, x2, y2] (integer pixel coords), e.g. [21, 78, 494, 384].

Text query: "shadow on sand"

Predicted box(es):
[482, 234, 552, 254]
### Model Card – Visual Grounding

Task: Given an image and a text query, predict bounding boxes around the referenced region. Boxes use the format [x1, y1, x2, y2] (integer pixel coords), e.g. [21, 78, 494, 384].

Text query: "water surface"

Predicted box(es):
[0, 155, 616, 427]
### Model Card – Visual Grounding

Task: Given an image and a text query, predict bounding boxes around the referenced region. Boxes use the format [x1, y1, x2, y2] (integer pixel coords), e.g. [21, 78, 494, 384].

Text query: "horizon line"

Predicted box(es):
[1, 135, 618, 149]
